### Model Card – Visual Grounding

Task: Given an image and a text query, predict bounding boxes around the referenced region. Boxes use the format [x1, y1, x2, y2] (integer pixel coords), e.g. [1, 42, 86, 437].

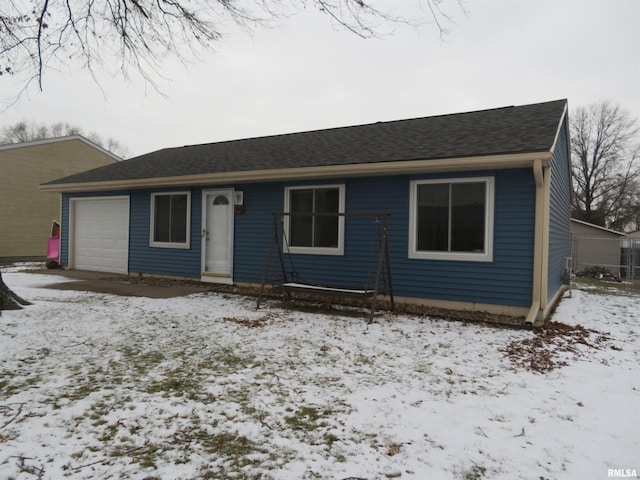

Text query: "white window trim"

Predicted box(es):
[284, 184, 345, 256]
[408, 177, 494, 262]
[150, 191, 191, 249]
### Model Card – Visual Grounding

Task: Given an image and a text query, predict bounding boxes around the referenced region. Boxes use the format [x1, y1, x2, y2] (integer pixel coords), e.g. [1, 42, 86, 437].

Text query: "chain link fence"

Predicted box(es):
[571, 236, 640, 292]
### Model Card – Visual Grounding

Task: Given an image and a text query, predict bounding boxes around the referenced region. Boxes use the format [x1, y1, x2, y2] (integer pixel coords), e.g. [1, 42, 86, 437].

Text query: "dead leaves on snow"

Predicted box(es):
[505, 321, 614, 373]
[222, 312, 278, 328]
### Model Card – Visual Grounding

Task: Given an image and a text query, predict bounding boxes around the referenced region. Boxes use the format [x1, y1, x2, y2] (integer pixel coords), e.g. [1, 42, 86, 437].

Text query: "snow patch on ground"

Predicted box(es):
[1, 271, 638, 479]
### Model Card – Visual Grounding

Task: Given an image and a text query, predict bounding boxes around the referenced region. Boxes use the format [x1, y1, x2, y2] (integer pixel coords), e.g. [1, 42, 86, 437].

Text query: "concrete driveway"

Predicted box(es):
[32, 269, 212, 298]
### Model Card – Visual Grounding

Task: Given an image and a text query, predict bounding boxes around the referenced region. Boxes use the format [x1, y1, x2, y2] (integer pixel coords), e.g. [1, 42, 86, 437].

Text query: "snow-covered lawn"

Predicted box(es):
[1, 269, 638, 480]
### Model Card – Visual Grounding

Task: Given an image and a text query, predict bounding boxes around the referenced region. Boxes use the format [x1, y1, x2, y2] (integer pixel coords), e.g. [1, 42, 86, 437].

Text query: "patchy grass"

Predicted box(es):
[572, 276, 638, 296]
[460, 464, 488, 480]
[285, 405, 330, 431]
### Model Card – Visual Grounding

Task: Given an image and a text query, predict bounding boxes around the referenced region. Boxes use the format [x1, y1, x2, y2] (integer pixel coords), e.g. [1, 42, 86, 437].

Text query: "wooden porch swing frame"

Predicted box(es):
[256, 212, 394, 321]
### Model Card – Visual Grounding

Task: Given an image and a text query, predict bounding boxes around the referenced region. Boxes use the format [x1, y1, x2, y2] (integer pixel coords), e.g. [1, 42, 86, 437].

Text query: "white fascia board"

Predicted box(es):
[39, 151, 552, 193]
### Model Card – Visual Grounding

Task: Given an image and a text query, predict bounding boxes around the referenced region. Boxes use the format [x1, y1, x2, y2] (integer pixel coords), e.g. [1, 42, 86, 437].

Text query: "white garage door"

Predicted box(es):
[72, 197, 129, 274]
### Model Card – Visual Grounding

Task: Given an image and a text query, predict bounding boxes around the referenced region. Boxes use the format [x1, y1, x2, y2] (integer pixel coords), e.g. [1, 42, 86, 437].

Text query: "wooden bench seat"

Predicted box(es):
[275, 282, 376, 298]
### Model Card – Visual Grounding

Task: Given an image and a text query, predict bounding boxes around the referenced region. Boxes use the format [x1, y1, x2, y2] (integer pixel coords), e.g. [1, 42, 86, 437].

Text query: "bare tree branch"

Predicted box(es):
[36, 0, 50, 90]
[1, 0, 464, 100]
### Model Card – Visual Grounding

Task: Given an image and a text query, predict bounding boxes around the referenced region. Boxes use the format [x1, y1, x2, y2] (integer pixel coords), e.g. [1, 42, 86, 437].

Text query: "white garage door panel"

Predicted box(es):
[73, 198, 129, 274]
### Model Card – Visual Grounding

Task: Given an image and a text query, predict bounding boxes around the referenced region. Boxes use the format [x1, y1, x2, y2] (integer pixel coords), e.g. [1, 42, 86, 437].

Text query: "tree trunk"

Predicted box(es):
[0, 272, 32, 315]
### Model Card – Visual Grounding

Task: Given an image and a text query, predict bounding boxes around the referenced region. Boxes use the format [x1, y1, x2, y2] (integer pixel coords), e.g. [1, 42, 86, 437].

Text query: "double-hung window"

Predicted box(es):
[150, 192, 191, 248]
[409, 177, 494, 261]
[284, 184, 345, 255]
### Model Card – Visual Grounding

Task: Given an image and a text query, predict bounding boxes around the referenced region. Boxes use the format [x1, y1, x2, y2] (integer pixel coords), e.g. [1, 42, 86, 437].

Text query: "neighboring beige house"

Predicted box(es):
[1, 136, 120, 260]
[571, 218, 626, 275]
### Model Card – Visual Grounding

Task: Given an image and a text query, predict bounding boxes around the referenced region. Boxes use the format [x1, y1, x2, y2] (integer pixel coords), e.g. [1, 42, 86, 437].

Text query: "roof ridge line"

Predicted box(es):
[176, 99, 568, 150]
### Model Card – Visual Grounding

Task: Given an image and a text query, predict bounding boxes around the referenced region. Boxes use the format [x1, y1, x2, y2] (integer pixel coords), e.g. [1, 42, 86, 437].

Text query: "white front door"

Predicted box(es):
[201, 190, 234, 284]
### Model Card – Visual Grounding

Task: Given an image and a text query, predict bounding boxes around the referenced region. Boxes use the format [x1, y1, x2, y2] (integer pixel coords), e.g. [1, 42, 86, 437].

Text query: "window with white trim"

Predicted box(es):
[284, 184, 345, 255]
[150, 192, 191, 248]
[409, 177, 494, 261]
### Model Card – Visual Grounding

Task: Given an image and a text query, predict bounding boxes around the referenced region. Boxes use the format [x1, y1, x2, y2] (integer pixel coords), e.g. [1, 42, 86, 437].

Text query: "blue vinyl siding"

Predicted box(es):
[395, 169, 535, 306]
[61, 168, 537, 308]
[233, 182, 286, 283]
[128, 188, 202, 278]
[234, 169, 535, 307]
[547, 117, 572, 302]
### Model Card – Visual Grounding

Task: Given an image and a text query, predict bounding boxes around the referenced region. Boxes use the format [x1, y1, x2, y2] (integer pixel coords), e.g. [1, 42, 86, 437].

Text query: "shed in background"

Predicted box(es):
[570, 219, 626, 276]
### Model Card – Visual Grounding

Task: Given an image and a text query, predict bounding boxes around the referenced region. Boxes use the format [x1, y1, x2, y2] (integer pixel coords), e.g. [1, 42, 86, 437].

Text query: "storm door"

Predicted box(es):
[201, 190, 234, 284]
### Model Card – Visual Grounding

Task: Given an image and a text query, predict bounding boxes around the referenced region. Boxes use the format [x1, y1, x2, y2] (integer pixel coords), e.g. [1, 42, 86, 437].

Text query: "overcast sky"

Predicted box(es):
[2, 0, 639, 158]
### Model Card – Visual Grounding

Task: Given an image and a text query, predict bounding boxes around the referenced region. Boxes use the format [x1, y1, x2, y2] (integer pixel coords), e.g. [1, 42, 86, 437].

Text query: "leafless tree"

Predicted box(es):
[0, 0, 464, 99]
[571, 101, 640, 232]
[0, 120, 128, 157]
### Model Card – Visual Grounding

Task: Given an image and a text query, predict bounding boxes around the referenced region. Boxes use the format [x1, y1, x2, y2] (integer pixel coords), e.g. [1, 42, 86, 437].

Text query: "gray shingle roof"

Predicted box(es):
[45, 99, 567, 186]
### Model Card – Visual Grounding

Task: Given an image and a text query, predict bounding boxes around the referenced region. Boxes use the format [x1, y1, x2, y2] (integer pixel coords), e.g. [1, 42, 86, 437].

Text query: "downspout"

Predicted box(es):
[540, 167, 552, 316]
[526, 159, 545, 324]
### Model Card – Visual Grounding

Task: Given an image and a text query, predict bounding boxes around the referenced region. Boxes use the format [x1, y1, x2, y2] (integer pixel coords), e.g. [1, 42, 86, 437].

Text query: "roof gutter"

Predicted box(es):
[40, 151, 553, 193]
